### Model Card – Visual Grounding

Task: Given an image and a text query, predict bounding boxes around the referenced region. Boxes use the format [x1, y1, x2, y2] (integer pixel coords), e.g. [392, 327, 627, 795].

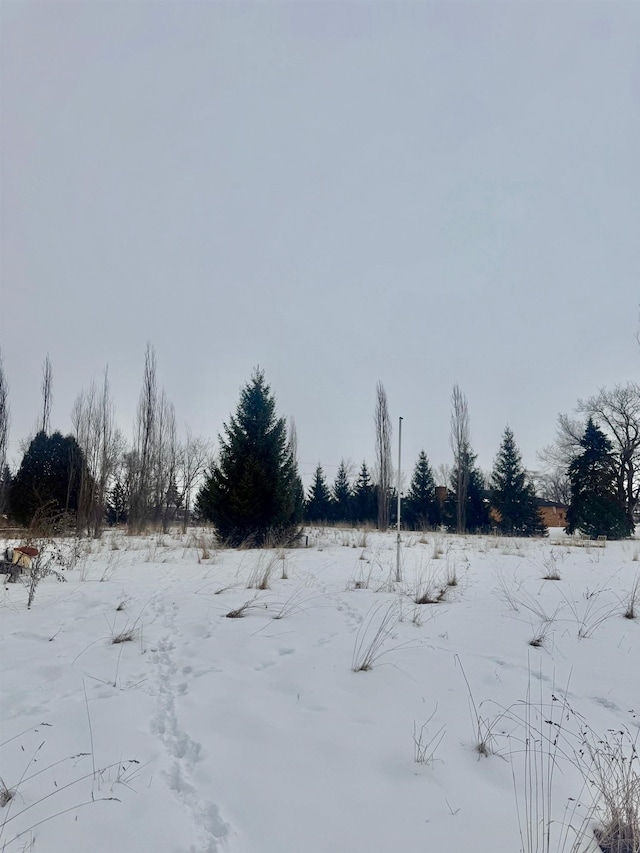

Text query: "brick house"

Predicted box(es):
[535, 499, 568, 528]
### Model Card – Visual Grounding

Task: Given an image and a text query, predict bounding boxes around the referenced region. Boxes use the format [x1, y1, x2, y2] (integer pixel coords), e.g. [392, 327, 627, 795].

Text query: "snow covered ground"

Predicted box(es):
[1, 528, 638, 853]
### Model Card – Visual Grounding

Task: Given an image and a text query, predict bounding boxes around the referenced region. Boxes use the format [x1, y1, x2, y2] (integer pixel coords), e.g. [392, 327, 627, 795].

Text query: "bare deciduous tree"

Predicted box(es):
[450, 384, 471, 534]
[40, 354, 53, 435]
[374, 381, 393, 530]
[177, 430, 211, 533]
[129, 343, 157, 533]
[434, 463, 451, 489]
[536, 414, 583, 505]
[72, 368, 120, 537]
[0, 348, 9, 515]
[532, 466, 572, 505]
[152, 391, 179, 532]
[128, 345, 186, 533]
[288, 417, 298, 467]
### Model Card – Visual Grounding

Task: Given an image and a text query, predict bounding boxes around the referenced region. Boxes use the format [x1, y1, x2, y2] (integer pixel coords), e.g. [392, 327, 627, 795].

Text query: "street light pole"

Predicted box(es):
[396, 416, 403, 583]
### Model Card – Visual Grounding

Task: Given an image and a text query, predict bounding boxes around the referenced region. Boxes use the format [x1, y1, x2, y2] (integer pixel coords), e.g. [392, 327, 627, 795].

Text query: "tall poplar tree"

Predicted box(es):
[374, 382, 393, 529]
[443, 450, 490, 533]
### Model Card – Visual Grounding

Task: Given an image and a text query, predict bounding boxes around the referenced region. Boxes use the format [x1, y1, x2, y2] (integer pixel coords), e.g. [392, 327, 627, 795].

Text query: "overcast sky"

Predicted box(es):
[2, 0, 639, 488]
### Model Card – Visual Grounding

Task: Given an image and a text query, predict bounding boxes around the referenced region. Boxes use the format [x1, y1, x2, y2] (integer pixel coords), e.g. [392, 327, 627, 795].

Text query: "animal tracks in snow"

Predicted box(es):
[148, 589, 230, 851]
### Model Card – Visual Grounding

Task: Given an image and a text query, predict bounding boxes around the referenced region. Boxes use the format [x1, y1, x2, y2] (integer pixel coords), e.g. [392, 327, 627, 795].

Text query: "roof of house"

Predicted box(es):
[536, 498, 569, 509]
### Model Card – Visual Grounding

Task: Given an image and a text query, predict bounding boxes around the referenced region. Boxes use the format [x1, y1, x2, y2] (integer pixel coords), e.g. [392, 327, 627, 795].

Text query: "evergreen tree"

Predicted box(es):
[305, 464, 333, 523]
[566, 419, 631, 539]
[9, 431, 87, 527]
[352, 461, 376, 524]
[490, 427, 547, 537]
[443, 450, 490, 533]
[403, 451, 440, 530]
[332, 460, 352, 523]
[196, 369, 304, 547]
[106, 478, 129, 525]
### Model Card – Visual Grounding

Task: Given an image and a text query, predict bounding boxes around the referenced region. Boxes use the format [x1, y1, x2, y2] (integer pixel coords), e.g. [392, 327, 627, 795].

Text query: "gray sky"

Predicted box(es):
[2, 0, 639, 488]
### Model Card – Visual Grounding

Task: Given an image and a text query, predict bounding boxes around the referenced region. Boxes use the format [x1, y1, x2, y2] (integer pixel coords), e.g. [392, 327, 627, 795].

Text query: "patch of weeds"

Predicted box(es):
[21, 547, 67, 609]
[0, 732, 133, 851]
[494, 569, 523, 613]
[414, 583, 448, 605]
[431, 533, 445, 560]
[445, 558, 458, 587]
[622, 574, 640, 620]
[353, 529, 368, 549]
[560, 583, 619, 639]
[270, 586, 316, 621]
[278, 549, 289, 580]
[349, 560, 374, 591]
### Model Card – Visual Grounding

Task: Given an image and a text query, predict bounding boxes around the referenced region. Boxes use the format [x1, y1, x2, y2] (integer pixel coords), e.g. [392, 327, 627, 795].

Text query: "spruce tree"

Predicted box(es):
[566, 419, 631, 539]
[9, 431, 87, 526]
[490, 427, 547, 537]
[196, 369, 304, 546]
[305, 464, 333, 523]
[332, 460, 352, 523]
[352, 461, 376, 524]
[106, 479, 129, 525]
[403, 451, 439, 530]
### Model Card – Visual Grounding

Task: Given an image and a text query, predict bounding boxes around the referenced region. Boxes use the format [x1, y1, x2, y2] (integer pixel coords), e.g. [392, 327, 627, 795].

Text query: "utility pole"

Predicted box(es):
[395, 416, 403, 583]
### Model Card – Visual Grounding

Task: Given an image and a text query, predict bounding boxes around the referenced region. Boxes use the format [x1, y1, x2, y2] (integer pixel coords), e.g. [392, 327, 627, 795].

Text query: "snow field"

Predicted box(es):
[1, 529, 638, 853]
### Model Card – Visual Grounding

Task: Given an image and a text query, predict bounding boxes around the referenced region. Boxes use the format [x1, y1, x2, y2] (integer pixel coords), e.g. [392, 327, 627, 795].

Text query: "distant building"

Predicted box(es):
[435, 486, 448, 506]
[536, 499, 568, 528]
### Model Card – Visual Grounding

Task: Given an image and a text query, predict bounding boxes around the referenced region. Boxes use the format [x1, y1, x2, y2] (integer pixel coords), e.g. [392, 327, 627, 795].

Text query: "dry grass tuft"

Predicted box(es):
[352, 600, 402, 672]
[0, 778, 14, 807]
[247, 553, 279, 591]
[622, 574, 640, 620]
[528, 622, 552, 649]
[413, 706, 446, 765]
[225, 595, 264, 619]
[111, 627, 137, 644]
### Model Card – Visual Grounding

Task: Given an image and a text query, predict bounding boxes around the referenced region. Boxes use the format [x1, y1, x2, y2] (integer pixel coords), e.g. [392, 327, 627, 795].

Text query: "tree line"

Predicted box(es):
[0, 345, 210, 538]
[0, 345, 638, 544]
